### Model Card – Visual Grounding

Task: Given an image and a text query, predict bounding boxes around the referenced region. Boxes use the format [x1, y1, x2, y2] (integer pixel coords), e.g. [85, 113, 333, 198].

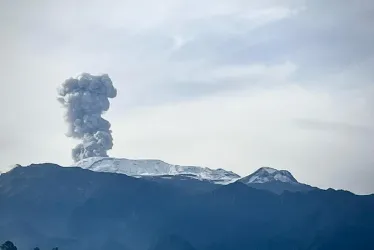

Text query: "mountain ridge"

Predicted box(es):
[238, 166, 315, 194]
[5, 157, 316, 194]
[1, 163, 373, 250]
[76, 157, 241, 184]
[240, 166, 298, 184]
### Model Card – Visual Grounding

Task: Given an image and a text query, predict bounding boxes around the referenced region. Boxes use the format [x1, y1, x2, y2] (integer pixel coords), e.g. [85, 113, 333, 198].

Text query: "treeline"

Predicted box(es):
[1, 241, 58, 250]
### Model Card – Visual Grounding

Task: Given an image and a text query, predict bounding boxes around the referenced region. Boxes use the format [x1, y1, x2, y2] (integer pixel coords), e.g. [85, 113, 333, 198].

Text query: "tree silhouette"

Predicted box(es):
[0, 241, 17, 250]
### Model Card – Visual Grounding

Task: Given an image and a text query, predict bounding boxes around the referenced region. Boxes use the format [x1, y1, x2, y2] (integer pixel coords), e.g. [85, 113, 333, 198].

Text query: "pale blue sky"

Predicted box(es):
[0, 0, 373, 194]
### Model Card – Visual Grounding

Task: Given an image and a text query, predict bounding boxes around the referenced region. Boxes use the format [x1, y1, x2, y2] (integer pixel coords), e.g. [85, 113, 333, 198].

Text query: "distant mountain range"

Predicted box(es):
[239, 166, 315, 194]
[0, 159, 373, 250]
[76, 157, 314, 194]
[76, 157, 241, 184]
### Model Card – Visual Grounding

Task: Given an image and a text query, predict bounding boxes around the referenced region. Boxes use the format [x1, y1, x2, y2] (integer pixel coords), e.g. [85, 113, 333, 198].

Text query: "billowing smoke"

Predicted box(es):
[57, 73, 117, 162]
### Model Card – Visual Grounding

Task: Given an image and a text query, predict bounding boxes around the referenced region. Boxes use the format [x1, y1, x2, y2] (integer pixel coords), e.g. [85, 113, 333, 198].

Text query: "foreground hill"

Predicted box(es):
[0, 163, 373, 250]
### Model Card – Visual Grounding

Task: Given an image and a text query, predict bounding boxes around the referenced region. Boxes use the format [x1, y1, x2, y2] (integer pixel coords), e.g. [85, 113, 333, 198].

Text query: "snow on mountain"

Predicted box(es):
[240, 167, 298, 184]
[76, 157, 241, 184]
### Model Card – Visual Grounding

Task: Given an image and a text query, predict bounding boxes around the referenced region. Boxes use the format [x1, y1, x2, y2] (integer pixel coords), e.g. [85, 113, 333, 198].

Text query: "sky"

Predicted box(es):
[0, 0, 373, 194]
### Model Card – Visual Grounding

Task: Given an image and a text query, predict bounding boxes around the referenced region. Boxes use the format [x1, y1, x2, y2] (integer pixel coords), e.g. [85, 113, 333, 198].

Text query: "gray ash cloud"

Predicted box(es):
[57, 73, 117, 162]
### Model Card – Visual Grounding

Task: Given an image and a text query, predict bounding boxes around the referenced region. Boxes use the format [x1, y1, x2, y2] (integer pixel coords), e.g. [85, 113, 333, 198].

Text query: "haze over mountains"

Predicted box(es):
[1, 157, 373, 250]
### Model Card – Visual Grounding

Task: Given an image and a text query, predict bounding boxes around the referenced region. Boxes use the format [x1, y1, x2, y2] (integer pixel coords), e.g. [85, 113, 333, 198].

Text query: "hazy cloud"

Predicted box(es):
[295, 119, 373, 135]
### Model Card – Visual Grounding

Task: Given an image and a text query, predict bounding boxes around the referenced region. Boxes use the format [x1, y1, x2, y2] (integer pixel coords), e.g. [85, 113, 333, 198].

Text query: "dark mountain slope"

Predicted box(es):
[149, 235, 197, 250]
[246, 181, 314, 194]
[0, 164, 373, 250]
[141, 175, 218, 194]
[0, 164, 182, 250]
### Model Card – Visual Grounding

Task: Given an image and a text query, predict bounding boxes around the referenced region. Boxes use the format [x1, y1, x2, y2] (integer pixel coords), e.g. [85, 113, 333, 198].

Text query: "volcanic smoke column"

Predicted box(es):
[57, 73, 117, 162]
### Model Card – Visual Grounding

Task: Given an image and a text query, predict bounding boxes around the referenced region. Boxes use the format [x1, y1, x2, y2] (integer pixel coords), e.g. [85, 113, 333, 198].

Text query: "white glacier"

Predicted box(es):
[241, 166, 298, 184]
[75, 157, 241, 184]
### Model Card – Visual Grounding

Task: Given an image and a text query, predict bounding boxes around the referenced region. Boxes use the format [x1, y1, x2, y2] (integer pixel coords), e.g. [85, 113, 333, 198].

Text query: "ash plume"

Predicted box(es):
[57, 73, 117, 162]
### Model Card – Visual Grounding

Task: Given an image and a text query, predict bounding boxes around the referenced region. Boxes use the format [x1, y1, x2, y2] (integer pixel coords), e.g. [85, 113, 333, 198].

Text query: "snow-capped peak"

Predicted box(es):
[240, 166, 298, 184]
[75, 157, 241, 184]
